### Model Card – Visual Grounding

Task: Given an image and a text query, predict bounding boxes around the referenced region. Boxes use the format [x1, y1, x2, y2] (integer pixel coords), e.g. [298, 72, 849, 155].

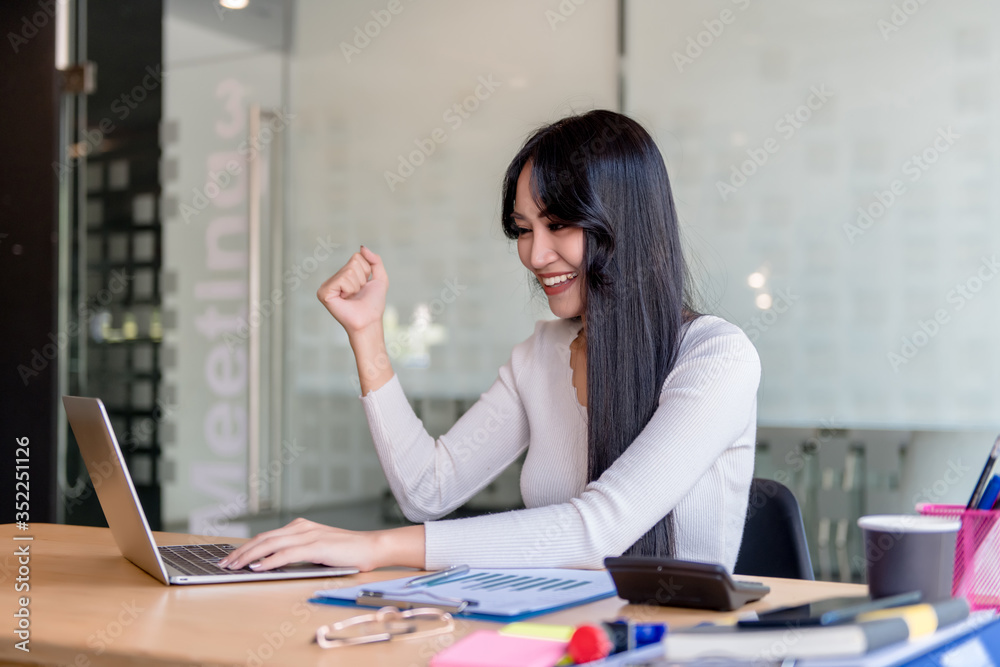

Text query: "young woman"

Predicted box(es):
[219, 110, 760, 574]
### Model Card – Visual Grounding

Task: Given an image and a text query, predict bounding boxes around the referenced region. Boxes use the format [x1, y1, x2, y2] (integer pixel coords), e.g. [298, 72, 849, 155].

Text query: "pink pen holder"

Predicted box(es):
[917, 504, 1000, 612]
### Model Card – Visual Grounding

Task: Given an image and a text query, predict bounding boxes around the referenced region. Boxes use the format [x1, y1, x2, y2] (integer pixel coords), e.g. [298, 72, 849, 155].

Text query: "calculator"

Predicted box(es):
[605, 556, 770, 611]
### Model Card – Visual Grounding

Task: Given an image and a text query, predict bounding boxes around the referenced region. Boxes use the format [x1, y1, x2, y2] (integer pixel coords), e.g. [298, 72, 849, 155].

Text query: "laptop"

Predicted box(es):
[62, 395, 359, 584]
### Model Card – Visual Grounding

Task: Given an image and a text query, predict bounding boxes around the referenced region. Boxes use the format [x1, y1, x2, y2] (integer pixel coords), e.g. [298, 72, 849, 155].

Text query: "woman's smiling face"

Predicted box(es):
[512, 163, 585, 319]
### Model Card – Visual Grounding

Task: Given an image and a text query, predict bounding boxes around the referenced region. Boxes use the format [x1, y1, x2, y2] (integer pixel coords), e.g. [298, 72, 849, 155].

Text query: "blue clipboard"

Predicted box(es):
[309, 568, 618, 623]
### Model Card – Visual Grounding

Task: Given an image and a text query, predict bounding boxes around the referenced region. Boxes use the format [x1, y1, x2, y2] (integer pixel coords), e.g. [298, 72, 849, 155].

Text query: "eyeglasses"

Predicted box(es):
[314, 606, 455, 649]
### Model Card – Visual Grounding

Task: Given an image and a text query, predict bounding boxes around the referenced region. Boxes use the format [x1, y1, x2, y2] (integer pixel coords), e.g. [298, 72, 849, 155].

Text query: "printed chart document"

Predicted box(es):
[312, 568, 617, 622]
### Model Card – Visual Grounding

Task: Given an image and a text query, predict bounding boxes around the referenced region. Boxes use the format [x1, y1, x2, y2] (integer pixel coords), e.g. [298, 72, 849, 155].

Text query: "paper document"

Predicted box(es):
[313, 568, 617, 621]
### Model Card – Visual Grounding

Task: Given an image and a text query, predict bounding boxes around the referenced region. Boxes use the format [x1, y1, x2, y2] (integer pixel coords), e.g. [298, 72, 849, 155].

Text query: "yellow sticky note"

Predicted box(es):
[499, 622, 576, 641]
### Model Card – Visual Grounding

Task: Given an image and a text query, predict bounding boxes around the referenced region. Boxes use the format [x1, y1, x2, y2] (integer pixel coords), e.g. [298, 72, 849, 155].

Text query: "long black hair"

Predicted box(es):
[501, 110, 697, 557]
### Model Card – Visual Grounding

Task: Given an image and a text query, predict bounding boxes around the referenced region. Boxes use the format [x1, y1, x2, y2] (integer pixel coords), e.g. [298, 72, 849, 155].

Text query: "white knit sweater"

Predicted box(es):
[360, 315, 761, 571]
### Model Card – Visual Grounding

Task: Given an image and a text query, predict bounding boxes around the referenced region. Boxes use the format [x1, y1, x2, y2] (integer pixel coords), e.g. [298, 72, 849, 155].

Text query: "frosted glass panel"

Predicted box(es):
[284, 0, 618, 509]
[626, 0, 1000, 429]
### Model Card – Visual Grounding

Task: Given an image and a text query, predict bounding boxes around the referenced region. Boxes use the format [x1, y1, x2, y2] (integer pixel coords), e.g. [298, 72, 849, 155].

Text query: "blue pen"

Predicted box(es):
[977, 475, 1000, 510]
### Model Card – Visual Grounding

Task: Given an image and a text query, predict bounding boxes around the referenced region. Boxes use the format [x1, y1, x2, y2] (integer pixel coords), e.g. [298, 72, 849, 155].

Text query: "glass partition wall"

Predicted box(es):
[624, 0, 1000, 582]
[57, 1, 168, 529]
[159, 0, 618, 535]
[54, 0, 1000, 584]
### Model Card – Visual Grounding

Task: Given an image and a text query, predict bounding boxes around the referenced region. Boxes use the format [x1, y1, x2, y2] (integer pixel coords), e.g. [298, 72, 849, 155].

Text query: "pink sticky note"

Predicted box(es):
[430, 630, 568, 667]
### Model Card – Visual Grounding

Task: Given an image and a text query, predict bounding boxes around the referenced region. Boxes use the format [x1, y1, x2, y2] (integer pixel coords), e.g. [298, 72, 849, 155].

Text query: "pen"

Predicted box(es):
[357, 589, 477, 612]
[404, 564, 470, 588]
[966, 435, 1000, 510]
[978, 475, 1000, 511]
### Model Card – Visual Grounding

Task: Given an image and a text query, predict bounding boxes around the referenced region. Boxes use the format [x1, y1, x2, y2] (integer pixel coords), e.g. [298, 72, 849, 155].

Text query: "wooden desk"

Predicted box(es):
[0, 524, 865, 666]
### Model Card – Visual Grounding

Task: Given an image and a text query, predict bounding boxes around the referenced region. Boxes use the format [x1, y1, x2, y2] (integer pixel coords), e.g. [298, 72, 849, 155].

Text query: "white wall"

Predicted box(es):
[626, 0, 1000, 430]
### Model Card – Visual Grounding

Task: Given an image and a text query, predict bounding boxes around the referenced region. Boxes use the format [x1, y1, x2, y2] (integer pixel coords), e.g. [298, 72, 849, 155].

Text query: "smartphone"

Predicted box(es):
[737, 590, 922, 628]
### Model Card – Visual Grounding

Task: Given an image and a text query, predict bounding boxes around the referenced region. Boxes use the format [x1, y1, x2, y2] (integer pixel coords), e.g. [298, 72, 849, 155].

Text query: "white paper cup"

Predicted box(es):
[858, 514, 961, 601]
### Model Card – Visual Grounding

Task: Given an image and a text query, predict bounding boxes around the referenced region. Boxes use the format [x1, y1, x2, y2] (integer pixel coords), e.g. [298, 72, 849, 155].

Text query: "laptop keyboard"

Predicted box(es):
[158, 544, 251, 576]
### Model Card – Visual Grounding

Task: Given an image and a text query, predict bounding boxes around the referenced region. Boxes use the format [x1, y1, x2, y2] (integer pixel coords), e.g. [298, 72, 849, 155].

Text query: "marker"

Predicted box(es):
[567, 620, 667, 663]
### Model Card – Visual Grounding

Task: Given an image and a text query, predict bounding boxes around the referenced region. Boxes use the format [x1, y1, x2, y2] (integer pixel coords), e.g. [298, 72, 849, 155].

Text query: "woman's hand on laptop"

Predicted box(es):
[216, 518, 425, 572]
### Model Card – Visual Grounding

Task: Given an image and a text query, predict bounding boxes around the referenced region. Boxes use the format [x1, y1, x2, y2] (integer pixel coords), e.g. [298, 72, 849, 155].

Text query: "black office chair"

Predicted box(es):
[734, 478, 815, 580]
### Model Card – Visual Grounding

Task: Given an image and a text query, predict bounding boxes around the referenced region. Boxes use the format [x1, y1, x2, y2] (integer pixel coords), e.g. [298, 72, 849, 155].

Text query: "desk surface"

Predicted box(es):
[0, 523, 866, 666]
